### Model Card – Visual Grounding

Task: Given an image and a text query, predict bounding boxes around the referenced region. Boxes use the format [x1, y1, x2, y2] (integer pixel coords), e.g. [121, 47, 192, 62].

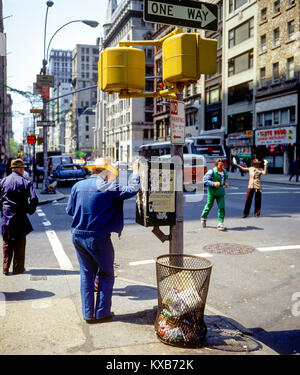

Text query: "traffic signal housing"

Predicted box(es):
[98, 47, 145, 93]
[162, 33, 217, 85]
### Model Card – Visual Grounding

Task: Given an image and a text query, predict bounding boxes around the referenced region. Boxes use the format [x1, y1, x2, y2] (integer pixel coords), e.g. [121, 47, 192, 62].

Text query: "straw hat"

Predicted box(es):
[93, 157, 118, 177]
[10, 159, 27, 169]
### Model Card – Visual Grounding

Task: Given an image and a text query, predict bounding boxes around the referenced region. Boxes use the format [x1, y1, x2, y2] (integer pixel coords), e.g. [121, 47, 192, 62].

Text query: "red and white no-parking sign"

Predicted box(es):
[170, 100, 185, 145]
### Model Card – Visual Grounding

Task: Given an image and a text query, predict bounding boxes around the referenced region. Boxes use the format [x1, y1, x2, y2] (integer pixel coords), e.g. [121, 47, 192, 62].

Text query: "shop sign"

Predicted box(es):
[255, 126, 296, 146]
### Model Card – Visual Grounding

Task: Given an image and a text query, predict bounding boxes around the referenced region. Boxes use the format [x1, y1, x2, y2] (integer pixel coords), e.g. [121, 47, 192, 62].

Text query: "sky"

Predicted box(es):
[2, 0, 108, 142]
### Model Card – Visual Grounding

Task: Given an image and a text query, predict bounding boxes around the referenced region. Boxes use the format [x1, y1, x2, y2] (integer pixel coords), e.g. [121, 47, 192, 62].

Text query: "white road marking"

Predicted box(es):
[42, 220, 52, 226]
[45, 230, 73, 270]
[256, 245, 300, 252]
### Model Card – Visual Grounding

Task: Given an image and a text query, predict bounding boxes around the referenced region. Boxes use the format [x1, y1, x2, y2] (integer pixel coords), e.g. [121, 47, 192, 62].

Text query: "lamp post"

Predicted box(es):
[40, 0, 98, 193]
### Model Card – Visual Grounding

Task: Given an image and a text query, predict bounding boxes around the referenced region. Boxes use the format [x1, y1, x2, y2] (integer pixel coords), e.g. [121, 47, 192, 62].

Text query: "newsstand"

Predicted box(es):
[155, 254, 212, 347]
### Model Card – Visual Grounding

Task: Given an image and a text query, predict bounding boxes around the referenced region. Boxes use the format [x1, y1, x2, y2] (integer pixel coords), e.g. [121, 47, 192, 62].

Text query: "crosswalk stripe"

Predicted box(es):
[256, 245, 300, 252]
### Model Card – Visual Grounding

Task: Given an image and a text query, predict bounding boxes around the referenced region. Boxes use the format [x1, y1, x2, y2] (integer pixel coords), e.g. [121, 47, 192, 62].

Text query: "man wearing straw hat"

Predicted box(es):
[0, 159, 38, 275]
[234, 158, 268, 217]
[67, 157, 140, 323]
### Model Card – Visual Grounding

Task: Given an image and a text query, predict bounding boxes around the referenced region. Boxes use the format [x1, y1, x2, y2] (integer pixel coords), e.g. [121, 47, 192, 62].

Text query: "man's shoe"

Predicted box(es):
[3, 270, 9, 276]
[254, 213, 260, 217]
[95, 312, 115, 323]
[242, 214, 248, 218]
[85, 318, 97, 324]
[217, 223, 226, 231]
[201, 218, 206, 228]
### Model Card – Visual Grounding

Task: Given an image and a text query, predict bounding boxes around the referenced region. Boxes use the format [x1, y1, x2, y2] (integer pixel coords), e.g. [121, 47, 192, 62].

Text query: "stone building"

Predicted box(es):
[254, 0, 300, 174]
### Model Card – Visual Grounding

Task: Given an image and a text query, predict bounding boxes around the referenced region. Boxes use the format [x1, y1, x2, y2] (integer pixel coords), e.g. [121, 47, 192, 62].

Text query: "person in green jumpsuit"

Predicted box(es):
[201, 158, 229, 231]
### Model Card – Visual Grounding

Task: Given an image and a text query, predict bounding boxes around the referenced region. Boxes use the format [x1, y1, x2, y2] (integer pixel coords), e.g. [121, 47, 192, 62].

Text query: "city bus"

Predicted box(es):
[187, 136, 227, 170]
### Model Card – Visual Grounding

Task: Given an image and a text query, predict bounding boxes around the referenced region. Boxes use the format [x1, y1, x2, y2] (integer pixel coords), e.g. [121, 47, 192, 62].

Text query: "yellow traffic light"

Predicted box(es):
[98, 47, 145, 93]
[162, 33, 217, 85]
[198, 36, 218, 75]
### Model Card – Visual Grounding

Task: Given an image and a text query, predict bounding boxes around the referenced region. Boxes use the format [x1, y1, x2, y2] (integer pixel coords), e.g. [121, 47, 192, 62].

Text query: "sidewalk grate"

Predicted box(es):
[203, 243, 255, 255]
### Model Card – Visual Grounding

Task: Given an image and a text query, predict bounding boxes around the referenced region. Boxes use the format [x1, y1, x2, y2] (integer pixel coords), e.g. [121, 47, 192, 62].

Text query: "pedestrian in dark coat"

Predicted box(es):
[0, 159, 38, 275]
[289, 157, 300, 182]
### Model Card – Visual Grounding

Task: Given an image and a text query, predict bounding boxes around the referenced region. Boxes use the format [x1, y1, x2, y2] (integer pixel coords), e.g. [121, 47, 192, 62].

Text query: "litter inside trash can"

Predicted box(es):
[155, 254, 212, 347]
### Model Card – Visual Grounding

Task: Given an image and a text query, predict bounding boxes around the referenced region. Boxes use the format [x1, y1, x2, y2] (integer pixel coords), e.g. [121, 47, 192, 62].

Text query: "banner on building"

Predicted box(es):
[255, 126, 296, 146]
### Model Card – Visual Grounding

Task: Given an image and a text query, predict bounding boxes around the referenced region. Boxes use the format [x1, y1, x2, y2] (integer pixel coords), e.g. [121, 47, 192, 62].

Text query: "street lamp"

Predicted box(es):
[40, 0, 99, 193]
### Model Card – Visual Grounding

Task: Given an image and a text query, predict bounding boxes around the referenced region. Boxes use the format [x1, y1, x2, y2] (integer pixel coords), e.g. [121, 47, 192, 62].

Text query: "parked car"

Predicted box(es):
[50, 163, 86, 185]
[48, 155, 73, 174]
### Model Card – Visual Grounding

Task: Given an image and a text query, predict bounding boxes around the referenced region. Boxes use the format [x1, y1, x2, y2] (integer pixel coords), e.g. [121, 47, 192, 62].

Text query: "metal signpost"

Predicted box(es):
[142, 0, 218, 255]
[144, 0, 218, 31]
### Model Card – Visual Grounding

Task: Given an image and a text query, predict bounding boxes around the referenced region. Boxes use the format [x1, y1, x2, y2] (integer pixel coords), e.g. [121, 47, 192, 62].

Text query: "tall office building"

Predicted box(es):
[71, 41, 99, 155]
[48, 49, 73, 152]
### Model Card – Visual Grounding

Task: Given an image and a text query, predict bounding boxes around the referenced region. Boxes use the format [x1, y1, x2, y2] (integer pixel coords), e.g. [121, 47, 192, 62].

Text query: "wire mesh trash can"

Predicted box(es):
[155, 254, 212, 347]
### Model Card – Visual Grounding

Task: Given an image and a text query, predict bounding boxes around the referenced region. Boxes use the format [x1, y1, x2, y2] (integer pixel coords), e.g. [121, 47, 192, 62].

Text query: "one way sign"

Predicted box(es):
[144, 0, 218, 31]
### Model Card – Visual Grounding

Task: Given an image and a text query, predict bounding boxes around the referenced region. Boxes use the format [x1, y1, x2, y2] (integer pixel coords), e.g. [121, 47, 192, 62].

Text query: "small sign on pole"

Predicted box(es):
[37, 121, 55, 127]
[170, 100, 185, 145]
[36, 74, 54, 88]
[30, 108, 43, 114]
[41, 86, 50, 99]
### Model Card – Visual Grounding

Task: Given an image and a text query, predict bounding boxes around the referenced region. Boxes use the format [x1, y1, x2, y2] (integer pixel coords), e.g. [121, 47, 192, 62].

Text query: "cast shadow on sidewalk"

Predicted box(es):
[113, 284, 157, 301]
[228, 226, 264, 231]
[251, 327, 300, 355]
[24, 268, 80, 276]
[4, 289, 55, 301]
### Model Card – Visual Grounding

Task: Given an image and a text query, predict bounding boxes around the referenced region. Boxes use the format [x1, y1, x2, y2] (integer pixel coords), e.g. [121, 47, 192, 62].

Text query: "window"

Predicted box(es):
[228, 18, 254, 48]
[86, 125, 89, 131]
[229, 0, 247, 13]
[207, 86, 220, 104]
[273, 27, 280, 47]
[264, 111, 272, 126]
[86, 116, 89, 123]
[287, 0, 295, 6]
[274, 110, 280, 125]
[287, 20, 295, 41]
[287, 57, 294, 79]
[290, 107, 295, 123]
[274, 0, 280, 14]
[143, 129, 149, 139]
[259, 67, 266, 87]
[272, 62, 279, 82]
[261, 8, 267, 22]
[257, 113, 263, 127]
[228, 50, 253, 76]
[260, 34, 267, 53]
[281, 109, 288, 124]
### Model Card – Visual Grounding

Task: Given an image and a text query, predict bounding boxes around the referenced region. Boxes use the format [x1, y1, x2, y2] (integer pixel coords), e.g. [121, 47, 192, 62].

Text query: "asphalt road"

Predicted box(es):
[11, 179, 300, 354]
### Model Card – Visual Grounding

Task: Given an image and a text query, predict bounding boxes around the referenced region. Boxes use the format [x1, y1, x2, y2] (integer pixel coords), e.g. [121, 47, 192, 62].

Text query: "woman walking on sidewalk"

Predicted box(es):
[234, 158, 268, 218]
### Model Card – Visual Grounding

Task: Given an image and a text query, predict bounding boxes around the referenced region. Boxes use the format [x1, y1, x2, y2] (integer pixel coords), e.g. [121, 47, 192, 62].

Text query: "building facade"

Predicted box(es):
[71, 41, 99, 156]
[95, 0, 154, 162]
[254, 0, 300, 174]
[48, 49, 73, 153]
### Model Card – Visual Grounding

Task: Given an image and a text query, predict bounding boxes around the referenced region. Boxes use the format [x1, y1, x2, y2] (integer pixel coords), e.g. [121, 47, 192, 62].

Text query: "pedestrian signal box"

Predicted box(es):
[98, 47, 145, 93]
[27, 135, 36, 144]
[136, 159, 176, 227]
[163, 33, 217, 85]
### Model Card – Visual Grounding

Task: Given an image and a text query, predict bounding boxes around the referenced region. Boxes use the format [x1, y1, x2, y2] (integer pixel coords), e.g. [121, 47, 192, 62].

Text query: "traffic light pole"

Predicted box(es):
[170, 143, 184, 255]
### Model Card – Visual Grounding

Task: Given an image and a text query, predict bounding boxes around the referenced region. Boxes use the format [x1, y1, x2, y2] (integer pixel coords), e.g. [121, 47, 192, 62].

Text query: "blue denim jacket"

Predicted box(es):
[66, 173, 139, 237]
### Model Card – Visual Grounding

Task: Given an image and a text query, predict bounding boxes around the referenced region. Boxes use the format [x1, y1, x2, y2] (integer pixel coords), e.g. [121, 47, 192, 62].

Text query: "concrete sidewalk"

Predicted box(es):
[0, 268, 277, 355]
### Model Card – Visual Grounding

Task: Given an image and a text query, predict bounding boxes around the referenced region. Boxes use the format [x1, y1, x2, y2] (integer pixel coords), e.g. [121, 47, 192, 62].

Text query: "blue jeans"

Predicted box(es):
[72, 233, 115, 320]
